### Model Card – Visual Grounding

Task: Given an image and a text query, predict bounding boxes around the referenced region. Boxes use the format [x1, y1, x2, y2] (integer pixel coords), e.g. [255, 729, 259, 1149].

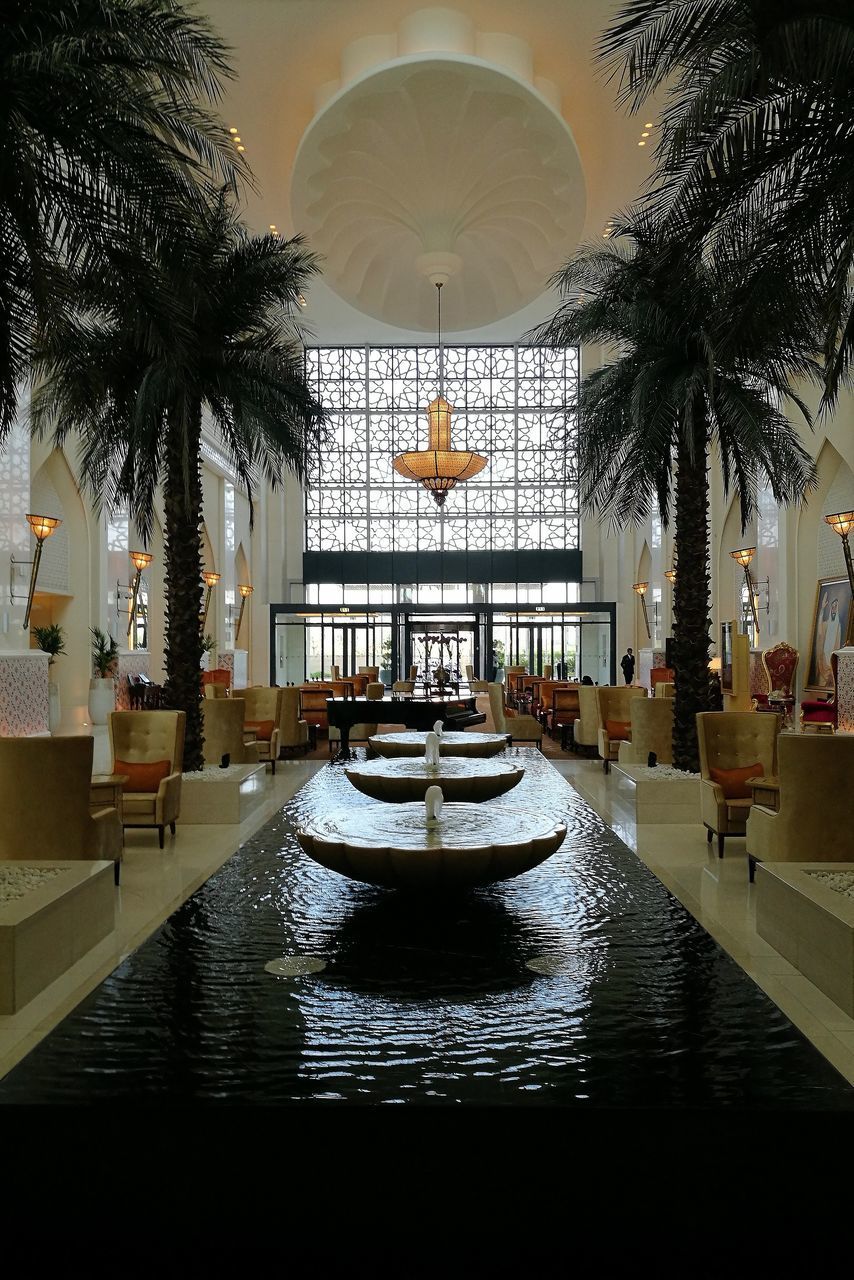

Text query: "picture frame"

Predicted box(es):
[804, 575, 853, 693]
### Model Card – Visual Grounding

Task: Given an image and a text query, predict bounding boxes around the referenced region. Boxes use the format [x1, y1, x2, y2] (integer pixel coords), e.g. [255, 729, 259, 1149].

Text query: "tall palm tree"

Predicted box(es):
[31, 192, 327, 771]
[598, 1, 854, 403]
[1, 0, 242, 438]
[534, 209, 819, 770]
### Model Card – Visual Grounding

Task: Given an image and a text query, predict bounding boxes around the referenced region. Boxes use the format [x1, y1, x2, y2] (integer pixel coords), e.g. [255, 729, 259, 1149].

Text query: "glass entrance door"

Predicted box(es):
[492, 616, 582, 679]
[406, 619, 477, 685]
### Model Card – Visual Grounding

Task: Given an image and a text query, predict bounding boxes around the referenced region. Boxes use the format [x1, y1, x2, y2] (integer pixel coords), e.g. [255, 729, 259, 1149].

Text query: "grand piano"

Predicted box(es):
[326, 694, 485, 761]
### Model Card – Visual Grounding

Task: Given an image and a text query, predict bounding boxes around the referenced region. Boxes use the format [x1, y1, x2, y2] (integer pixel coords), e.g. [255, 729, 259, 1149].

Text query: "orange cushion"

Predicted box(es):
[709, 761, 763, 799]
[605, 719, 632, 740]
[505, 708, 517, 718]
[245, 719, 275, 742]
[115, 758, 171, 793]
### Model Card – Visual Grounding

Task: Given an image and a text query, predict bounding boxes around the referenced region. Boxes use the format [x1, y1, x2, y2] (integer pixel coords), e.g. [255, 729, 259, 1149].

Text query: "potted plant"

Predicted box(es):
[201, 632, 216, 671]
[379, 634, 393, 685]
[89, 626, 120, 725]
[32, 623, 66, 732]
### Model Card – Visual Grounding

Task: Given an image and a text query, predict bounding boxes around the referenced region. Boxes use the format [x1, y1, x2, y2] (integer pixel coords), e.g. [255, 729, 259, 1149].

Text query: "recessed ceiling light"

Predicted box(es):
[644, 122, 654, 129]
[233, 136, 241, 143]
[641, 132, 650, 138]
[638, 140, 646, 146]
[269, 224, 277, 230]
[237, 145, 245, 152]
[296, 292, 307, 307]
[229, 127, 238, 135]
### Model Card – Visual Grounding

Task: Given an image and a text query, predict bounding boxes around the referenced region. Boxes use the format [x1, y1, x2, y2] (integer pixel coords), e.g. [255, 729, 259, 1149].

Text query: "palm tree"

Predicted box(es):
[534, 208, 819, 770]
[598, 1, 854, 403]
[31, 192, 327, 771]
[1, 0, 242, 439]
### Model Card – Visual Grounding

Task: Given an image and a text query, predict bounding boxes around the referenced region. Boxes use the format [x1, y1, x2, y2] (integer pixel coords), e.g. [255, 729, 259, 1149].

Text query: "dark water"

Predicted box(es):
[2, 750, 852, 1106]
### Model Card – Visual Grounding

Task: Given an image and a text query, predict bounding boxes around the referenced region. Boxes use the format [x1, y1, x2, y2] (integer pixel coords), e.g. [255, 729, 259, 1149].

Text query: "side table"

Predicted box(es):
[90, 772, 129, 844]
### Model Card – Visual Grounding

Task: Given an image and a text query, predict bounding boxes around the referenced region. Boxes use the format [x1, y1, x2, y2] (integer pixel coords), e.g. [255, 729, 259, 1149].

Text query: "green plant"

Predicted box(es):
[202, 633, 217, 657]
[90, 626, 119, 677]
[493, 639, 506, 669]
[32, 623, 66, 668]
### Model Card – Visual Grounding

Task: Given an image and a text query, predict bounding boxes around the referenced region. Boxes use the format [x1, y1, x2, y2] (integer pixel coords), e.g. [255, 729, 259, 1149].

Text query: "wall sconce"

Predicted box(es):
[118, 551, 153, 640]
[664, 569, 676, 585]
[236, 583, 253, 642]
[10, 514, 62, 628]
[201, 571, 220, 631]
[730, 547, 760, 636]
[632, 582, 651, 639]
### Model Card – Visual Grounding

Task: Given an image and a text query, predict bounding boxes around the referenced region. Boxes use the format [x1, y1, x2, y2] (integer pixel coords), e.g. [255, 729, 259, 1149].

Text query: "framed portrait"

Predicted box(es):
[805, 575, 853, 693]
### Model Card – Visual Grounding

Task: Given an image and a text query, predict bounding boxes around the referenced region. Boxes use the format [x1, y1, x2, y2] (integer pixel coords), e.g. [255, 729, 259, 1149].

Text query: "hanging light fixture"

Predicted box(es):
[392, 282, 487, 507]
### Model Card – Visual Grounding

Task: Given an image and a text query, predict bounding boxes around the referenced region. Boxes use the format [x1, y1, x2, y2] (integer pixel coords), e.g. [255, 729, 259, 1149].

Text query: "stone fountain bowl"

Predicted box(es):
[368, 730, 508, 759]
[296, 802, 567, 889]
[345, 756, 525, 803]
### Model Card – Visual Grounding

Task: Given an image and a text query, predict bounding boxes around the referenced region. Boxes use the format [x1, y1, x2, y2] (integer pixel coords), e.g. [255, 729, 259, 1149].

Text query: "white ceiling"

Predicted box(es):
[203, 0, 661, 340]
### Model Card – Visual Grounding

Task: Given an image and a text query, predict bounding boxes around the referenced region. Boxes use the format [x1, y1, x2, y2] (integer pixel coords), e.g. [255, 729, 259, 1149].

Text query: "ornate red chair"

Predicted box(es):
[752, 642, 798, 726]
[202, 668, 232, 694]
[801, 653, 838, 733]
[650, 667, 675, 694]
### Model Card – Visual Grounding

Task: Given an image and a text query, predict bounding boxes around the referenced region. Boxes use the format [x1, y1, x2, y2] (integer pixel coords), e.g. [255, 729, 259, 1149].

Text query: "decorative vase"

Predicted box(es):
[48, 680, 61, 733]
[88, 677, 115, 726]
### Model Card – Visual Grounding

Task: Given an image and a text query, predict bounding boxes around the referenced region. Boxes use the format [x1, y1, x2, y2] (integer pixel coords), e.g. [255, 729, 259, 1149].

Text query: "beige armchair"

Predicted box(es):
[328, 680, 385, 753]
[358, 666, 379, 682]
[488, 682, 541, 747]
[746, 734, 854, 881]
[392, 680, 415, 695]
[408, 665, 419, 682]
[654, 682, 676, 699]
[573, 685, 600, 754]
[0, 736, 123, 883]
[465, 663, 488, 693]
[202, 697, 259, 767]
[278, 686, 310, 755]
[241, 686, 282, 774]
[617, 696, 674, 766]
[595, 685, 648, 772]
[204, 683, 228, 699]
[109, 710, 185, 850]
[697, 710, 780, 859]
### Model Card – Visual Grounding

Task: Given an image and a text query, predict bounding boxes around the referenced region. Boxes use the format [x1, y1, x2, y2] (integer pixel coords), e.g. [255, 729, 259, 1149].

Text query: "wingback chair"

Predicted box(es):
[617, 697, 674, 766]
[328, 680, 385, 753]
[547, 685, 580, 739]
[542, 664, 553, 680]
[753, 641, 798, 711]
[573, 685, 600, 755]
[202, 697, 259, 767]
[202, 668, 231, 693]
[300, 685, 334, 734]
[278, 686, 310, 755]
[0, 736, 123, 883]
[488, 682, 542, 747]
[204, 682, 228, 699]
[241, 686, 282, 773]
[330, 664, 341, 681]
[746, 734, 854, 881]
[109, 709, 185, 850]
[696, 710, 780, 859]
[358, 666, 380, 683]
[408, 665, 419, 682]
[595, 685, 648, 772]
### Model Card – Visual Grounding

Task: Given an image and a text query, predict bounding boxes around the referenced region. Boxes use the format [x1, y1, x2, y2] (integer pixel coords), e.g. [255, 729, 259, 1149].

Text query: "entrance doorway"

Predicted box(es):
[406, 619, 477, 685]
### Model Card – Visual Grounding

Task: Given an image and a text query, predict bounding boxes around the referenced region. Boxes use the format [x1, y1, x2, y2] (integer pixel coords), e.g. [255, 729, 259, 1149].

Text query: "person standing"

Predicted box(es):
[620, 647, 635, 685]
[489, 645, 499, 682]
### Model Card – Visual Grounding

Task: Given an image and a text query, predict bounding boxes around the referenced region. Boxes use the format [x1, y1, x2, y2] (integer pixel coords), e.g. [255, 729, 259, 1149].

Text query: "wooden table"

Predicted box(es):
[748, 776, 780, 812]
[91, 773, 129, 843]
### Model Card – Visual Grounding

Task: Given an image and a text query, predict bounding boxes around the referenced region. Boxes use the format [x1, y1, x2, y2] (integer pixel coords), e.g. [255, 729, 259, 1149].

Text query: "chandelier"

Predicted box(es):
[392, 282, 487, 507]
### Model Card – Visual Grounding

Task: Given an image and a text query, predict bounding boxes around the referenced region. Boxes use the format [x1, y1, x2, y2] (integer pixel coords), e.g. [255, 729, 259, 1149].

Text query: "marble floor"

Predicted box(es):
[2, 742, 853, 1093]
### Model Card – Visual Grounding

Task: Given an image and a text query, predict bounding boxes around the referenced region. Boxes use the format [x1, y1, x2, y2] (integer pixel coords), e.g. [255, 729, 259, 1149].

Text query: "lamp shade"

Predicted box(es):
[202, 571, 221, 587]
[26, 513, 61, 541]
[730, 547, 755, 568]
[664, 570, 676, 584]
[130, 551, 153, 572]
[239, 583, 254, 598]
[632, 582, 648, 595]
[825, 511, 854, 538]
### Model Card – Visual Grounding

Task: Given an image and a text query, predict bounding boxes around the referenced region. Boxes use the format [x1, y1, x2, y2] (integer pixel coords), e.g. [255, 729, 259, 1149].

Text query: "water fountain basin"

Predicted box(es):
[368, 730, 509, 758]
[297, 801, 566, 888]
[345, 755, 525, 803]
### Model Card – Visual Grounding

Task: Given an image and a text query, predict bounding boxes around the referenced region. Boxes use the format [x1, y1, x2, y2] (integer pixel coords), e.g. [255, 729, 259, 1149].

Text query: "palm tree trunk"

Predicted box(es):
[672, 426, 713, 772]
[163, 403, 205, 772]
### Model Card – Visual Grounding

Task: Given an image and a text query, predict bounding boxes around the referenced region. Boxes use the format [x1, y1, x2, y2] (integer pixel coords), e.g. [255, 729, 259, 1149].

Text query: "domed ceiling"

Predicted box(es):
[291, 41, 586, 331]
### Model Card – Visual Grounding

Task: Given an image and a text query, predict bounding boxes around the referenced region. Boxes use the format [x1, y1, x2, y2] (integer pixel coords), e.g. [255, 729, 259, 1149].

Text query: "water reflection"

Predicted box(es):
[1, 752, 852, 1106]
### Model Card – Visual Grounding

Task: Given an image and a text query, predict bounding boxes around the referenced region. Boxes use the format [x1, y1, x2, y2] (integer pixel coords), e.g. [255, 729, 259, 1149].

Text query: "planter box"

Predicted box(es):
[0, 860, 115, 1014]
[611, 764, 701, 824]
[756, 862, 854, 1018]
[178, 763, 268, 825]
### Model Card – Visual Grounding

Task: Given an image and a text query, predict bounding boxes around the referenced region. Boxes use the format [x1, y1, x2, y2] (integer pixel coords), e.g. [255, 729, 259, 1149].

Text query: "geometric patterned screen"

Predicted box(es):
[304, 345, 579, 556]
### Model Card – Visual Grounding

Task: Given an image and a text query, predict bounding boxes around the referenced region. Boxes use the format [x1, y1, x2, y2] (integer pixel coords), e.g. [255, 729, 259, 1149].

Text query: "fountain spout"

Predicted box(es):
[433, 719, 444, 737]
[424, 784, 444, 827]
[424, 731, 441, 767]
